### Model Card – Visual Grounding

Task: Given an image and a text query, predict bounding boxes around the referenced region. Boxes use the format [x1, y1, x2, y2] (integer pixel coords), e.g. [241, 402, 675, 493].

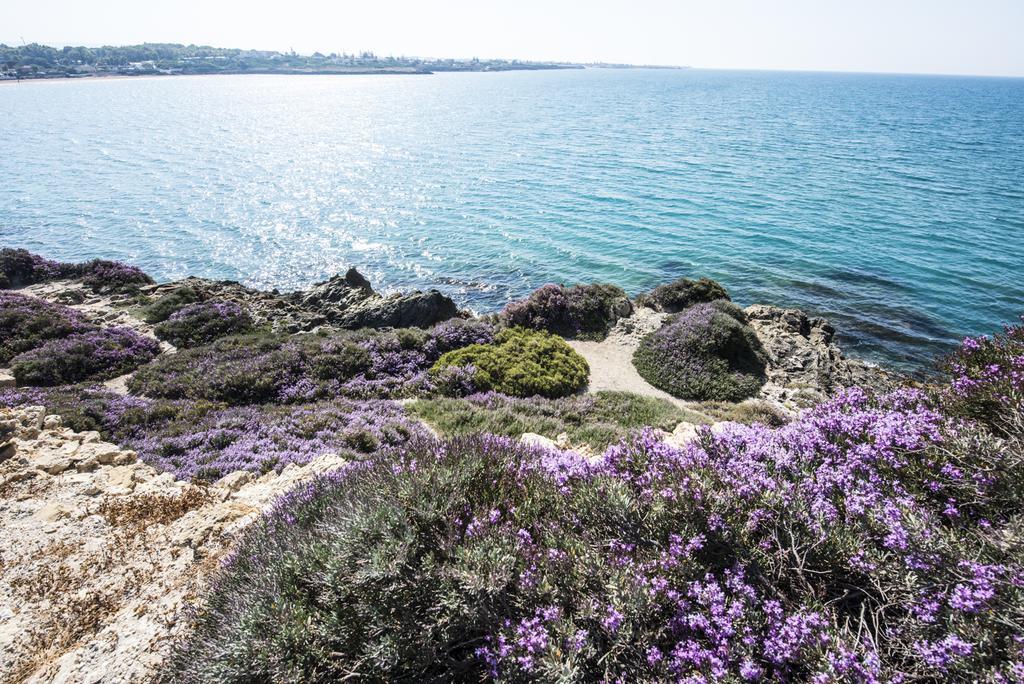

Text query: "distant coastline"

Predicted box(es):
[0, 42, 688, 82]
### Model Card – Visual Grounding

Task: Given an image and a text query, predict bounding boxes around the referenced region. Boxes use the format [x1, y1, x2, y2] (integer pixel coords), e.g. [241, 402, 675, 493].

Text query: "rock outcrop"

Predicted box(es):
[0, 406, 349, 684]
[144, 268, 460, 333]
[745, 305, 899, 408]
[289, 268, 459, 329]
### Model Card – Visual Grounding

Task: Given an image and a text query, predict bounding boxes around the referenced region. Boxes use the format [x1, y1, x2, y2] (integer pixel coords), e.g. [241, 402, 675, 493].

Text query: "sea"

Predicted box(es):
[2, 68, 1022, 370]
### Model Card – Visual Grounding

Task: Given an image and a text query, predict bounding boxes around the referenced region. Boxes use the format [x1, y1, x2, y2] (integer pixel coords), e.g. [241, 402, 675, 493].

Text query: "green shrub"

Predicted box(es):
[153, 301, 254, 348]
[503, 283, 630, 340]
[432, 327, 589, 398]
[126, 332, 381, 405]
[10, 327, 161, 386]
[636, 277, 730, 313]
[0, 292, 94, 363]
[141, 286, 206, 323]
[633, 301, 767, 401]
[409, 390, 704, 449]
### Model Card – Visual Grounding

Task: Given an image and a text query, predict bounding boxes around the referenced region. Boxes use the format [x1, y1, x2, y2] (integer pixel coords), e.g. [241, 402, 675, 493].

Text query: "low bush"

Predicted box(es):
[634, 301, 767, 401]
[0, 248, 152, 293]
[141, 286, 206, 323]
[10, 327, 160, 386]
[154, 300, 254, 348]
[636, 276, 730, 313]
[410, 390, 703, 449]
[122, 399, 427, 481]
[74, 259, 153, 293]
[0, 292, 94, 363]
[503, 283, 630, 340]
[433, 327, 589, 399]
[127, 323, 492, 405]
[0, 384, 120, 434]
[165, 376, 1024, 682]
[0, 248, 63, 288]
[940, 316, 1023, 436]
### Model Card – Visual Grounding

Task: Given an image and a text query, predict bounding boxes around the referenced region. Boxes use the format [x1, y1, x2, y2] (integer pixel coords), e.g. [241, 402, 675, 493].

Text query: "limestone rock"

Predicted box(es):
[745, 305, 899, 407]
[216, 470, 253, 492]
[0, 405, 350, 683]
[520, 432, 559, 450]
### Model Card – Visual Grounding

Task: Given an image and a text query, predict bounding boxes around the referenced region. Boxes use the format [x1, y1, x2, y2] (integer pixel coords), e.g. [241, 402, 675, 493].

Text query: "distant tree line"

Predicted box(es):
[0, 43, 576, 78]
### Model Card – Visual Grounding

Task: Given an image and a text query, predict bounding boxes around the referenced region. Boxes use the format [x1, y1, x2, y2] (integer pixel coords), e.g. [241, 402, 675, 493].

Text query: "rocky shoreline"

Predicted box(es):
[1, 253, 912, 682]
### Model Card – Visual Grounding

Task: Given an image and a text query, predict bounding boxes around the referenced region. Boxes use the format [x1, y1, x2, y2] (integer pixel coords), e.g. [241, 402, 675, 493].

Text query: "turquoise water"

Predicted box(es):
[1, 69, 1022, 368]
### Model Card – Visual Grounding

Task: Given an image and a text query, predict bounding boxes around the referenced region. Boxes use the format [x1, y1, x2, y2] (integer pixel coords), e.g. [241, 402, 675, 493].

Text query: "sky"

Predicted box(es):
[3, 0, 1023, 77]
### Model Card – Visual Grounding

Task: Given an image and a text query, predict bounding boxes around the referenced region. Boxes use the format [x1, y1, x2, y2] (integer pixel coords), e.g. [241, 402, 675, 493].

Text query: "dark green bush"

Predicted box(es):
[10, 327, 161, 386]
[633, 301, 767, 401]
[503, 283, 630, 340]
[142, 286, 206, 323]
[0, 248, 62, 288]
[126, 332, 378, 405]
[153, 301, 254, 348]
[636, 277, 730, 313]
[432, 327, 589, 398]
[0, 292, 94, 363]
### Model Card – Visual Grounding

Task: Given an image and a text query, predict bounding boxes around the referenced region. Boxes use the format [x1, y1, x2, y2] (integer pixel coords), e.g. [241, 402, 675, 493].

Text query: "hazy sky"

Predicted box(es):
[3, 0, 1023, 77]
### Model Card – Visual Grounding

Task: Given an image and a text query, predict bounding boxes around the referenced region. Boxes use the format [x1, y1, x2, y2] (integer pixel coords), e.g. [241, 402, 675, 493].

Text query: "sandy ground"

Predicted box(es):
[567, 308, 690, 406]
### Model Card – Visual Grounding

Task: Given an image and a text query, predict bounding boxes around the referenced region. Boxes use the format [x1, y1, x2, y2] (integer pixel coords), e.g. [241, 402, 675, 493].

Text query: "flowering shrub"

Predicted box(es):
[164, 378, 1024, 681]
[0, 248, 64, 288]
[0, 248, 152, 292]
[0, 385, 425, 481]
[73, 259, 153, 293]
[10, 326, 160, 386]
[154, 300, 254, 348]
[941, 317, 1024, 436]
[120, 399, 427, 480]
[410, 390, 701, 449]
[433, 327, 589, 399]
[636, 276, 730, 313]
[0, 292, 94, 363]
[141, 286, 206, 323]
[503, 283, 629, 340]
[127, 323, 492, 405]
[427, 317, 496, 353]
[634, 301, 767, 401]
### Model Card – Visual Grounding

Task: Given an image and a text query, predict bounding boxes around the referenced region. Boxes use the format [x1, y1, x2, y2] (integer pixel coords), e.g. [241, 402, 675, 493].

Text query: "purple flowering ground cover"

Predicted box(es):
[503, 282, 629, 340]
[0, 247, 152, 292]
[0, 385, 427, 481]
[9, 326, 160, 386]
[153, 300, 254, 348]
[129, 319, 497, 404]
[0, 291, 94, 363]
[164, 328, 1024, 682]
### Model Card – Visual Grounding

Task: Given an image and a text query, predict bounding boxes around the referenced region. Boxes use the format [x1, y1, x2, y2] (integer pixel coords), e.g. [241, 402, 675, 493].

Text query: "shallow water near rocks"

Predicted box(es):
[2, 69, 1023, 369]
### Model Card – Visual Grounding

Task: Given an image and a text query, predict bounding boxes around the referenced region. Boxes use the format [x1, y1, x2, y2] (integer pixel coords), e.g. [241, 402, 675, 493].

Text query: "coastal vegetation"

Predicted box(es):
[153, 300, 255, 348]
[502, 283, 631, 341]
[409, 390, 700, 450]
[433, 327, 590, 398]
[165, 352, 1024, 681]
[633, 300, 768, 401]
[636, 276, 731, 313]
[1, 248, 1021, 681]
[9, 327, 159, 386]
